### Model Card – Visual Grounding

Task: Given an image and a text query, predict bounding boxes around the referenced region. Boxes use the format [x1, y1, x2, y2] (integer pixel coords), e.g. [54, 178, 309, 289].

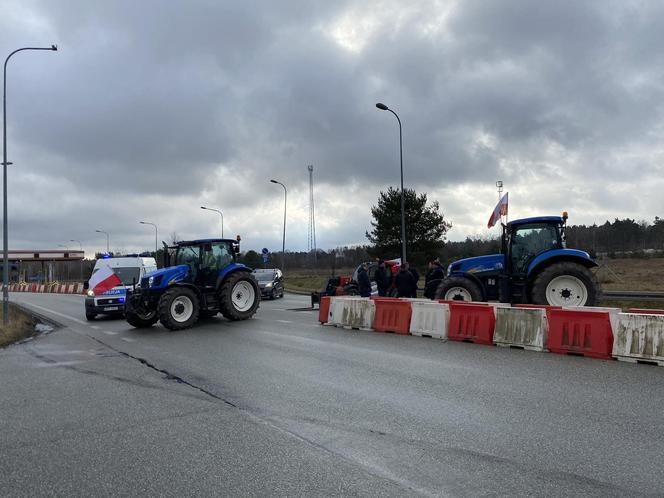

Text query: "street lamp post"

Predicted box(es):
[95, 230, 109, 253]
[200, 206, 224, 238]
[270, 179, 287, 271]
[139, 221, 158, 253]
[376, 102, 407, 264]
[2, 45, 57, 324]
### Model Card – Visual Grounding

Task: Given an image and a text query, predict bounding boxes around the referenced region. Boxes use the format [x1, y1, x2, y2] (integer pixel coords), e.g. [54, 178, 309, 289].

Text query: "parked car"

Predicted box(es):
[252, 268, 284, 299]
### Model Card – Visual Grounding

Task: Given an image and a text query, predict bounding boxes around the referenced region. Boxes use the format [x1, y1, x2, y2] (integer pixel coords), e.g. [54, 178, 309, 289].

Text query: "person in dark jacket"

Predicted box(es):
[357, 263, 372, 297]
[374, 260, 389, 297]
[424, 258, 446, 298]
[409, 265, 420, 298]
[395, 263, 415, 298]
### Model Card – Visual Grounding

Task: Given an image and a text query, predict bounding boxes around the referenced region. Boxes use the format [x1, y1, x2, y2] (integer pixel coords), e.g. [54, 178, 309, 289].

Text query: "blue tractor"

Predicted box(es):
[429, 213, 600, 306]
[125, 237, 260, 330]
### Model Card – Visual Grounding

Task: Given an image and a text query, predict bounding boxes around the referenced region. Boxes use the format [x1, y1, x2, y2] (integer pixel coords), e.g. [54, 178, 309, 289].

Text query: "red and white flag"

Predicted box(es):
[88, 264, 122, 295]
[487, 192, 508, 228]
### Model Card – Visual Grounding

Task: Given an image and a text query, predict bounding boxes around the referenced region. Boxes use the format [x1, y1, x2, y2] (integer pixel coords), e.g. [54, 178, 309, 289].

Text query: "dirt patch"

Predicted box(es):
[0, 303, 38, 348]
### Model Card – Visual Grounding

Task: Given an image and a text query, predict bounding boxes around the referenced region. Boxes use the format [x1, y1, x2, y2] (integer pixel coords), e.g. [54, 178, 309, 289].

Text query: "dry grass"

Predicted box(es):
[284, 268, 354, 293]
[595, 257, 664, 291]
[0, 303, 36, 348]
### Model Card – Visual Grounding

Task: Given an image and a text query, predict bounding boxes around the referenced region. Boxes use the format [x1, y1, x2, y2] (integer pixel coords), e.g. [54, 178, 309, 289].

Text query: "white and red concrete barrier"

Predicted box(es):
[9, 283, 84, 294]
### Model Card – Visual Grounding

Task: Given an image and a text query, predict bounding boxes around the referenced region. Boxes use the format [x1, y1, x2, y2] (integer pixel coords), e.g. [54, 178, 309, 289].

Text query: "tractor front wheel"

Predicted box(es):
[125, 305, 158, 328]
[531, 262, 598, 307]
[434, 277, 483, 302]
[219, 272, 260, 321]
[158, 287, 200, 330]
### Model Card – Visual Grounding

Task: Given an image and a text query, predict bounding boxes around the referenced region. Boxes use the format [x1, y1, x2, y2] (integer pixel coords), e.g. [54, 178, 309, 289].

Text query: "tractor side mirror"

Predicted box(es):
[83, 281, 89, 290]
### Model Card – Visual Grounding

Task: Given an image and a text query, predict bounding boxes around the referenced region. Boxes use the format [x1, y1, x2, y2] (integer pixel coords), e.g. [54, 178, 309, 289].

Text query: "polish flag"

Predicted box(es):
[487, 193, 508, 228]
[88, 264, 122, 296]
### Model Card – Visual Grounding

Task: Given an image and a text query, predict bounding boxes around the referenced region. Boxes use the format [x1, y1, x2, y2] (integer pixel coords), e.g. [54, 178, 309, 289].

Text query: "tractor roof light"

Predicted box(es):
[236, 235, 241, 241]
[562, 211, 569, 222]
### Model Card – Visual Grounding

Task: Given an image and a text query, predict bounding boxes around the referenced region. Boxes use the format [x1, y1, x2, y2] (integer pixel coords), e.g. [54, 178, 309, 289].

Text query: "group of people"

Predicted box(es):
[356, 258, 446, 298]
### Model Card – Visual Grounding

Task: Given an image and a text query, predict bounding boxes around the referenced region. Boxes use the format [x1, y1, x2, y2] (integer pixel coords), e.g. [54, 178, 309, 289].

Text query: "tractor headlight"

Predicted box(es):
[87, 289, 94, 297]
[148, 276, 154, 287]
[446, 264, 453, 276]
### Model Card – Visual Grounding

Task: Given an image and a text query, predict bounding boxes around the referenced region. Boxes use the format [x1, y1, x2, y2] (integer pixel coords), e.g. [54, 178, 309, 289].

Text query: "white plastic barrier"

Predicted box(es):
[612, 313, 664, 365]
[326, 296, 355, 325]
[409, 301, 450, 339]
[329, 297, 375, 330]
[493, 307, 548, 351]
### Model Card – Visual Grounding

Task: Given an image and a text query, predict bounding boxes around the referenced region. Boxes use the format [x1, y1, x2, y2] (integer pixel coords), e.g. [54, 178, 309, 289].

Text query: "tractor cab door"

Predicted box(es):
[508, 223, 561, 277]
[200, 242, 234, 288]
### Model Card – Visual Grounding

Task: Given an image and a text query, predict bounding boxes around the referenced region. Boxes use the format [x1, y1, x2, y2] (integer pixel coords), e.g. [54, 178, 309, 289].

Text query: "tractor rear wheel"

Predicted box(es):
[219, 272, 260, 321]
[158, 287, 200, 330]
[531, 262, 598, 306]
[434, 277, 483, 302]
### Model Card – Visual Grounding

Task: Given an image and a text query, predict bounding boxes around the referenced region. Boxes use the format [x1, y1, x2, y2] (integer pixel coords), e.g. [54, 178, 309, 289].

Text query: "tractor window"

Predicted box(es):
[175, 245, 201, 268]
[204, 242, 233, 270]
[511, 224, 560, 274]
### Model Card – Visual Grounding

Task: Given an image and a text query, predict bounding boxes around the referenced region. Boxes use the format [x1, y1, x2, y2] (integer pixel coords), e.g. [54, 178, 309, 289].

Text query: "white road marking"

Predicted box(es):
[103, 331, 118, 336]
[121, 337, 135, 343]
[276, 319, 292, 324]
[90, 325, 101, 330]
[20, 303, 88, 326]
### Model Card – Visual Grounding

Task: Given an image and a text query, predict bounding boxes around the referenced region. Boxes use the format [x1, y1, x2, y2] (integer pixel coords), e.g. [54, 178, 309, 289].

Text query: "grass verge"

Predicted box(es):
[0, 303, 37, 348]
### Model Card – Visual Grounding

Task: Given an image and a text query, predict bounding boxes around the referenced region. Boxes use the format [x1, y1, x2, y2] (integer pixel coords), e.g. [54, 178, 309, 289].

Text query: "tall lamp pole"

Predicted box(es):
[270, 179, 287, 270]
[376, 102, 407, 264]
[95, 230, 109, 253]
[139, 221, 158, 253]
[3, 45, 58, 324]
[200, 206, 224, 238]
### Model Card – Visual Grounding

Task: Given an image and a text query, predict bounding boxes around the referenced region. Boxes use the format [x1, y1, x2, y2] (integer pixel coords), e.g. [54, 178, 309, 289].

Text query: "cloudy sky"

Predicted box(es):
[1, 0, 663, 255]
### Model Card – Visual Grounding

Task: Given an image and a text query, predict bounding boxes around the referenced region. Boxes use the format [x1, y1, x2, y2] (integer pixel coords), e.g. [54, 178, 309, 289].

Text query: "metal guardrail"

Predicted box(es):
[602, 291, 664, 301]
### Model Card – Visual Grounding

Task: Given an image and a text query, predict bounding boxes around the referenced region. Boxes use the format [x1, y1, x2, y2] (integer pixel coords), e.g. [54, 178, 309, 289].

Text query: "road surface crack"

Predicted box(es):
[86, 335, 237, 407]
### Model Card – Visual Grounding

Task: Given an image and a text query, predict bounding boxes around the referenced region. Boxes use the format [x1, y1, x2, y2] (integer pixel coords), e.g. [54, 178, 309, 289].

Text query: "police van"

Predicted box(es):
[85, 256, 158, 320]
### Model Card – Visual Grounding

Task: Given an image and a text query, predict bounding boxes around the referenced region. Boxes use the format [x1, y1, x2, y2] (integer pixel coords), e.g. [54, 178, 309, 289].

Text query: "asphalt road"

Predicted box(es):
[2, 292, 664, 497]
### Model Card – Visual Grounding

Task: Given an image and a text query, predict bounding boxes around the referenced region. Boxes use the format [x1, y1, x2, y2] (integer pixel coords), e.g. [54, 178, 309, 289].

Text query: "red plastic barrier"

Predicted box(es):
[373, 299, 412, 334]
[319, 296, 331, 324]
[447, 303, 495, 345]
[627, 308, 664, 315]
[546, 309, 613, 359]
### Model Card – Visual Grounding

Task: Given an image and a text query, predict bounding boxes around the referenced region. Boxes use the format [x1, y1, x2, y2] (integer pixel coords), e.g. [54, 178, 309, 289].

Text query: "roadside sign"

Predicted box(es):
[261, 247, 269, 255]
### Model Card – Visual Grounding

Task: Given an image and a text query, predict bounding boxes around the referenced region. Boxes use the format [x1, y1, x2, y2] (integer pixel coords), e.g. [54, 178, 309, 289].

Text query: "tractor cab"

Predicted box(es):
[167, 239, 238, 287]
[503, 215, 566, 278]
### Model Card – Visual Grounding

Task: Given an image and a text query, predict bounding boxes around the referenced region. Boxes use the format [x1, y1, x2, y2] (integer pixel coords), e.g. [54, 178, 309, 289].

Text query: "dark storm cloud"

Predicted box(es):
[2, 0, 664, 251]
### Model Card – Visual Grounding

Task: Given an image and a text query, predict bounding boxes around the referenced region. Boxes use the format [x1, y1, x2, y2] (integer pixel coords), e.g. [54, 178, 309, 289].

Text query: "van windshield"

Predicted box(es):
[109, 267, 141, 285]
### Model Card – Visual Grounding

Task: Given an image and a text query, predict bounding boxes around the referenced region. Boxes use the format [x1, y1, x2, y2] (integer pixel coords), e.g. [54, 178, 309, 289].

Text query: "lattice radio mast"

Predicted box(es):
[307, 165, 317, 265]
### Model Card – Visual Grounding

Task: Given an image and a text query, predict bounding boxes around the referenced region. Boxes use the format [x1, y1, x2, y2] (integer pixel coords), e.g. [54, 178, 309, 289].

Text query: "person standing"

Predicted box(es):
[374, 260, 389, 297]
[357, 263, 372, 297]
[424, 258, 445, 298]
[395, 262, 415, 298]
[409, 264, 420, 298]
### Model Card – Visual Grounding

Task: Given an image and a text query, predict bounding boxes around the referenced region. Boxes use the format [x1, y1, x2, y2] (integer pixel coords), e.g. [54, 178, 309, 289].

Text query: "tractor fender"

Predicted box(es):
[527, 250, 598, 280]
[215, 263, 253, 289]
[446, 272, 487, 300]
[168, 282, 203, 300]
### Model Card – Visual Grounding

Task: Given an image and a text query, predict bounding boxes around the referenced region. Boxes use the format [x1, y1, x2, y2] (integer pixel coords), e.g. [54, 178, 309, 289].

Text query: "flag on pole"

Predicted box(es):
[487, 192, 508, 228]
[88, 264, 122, 295]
